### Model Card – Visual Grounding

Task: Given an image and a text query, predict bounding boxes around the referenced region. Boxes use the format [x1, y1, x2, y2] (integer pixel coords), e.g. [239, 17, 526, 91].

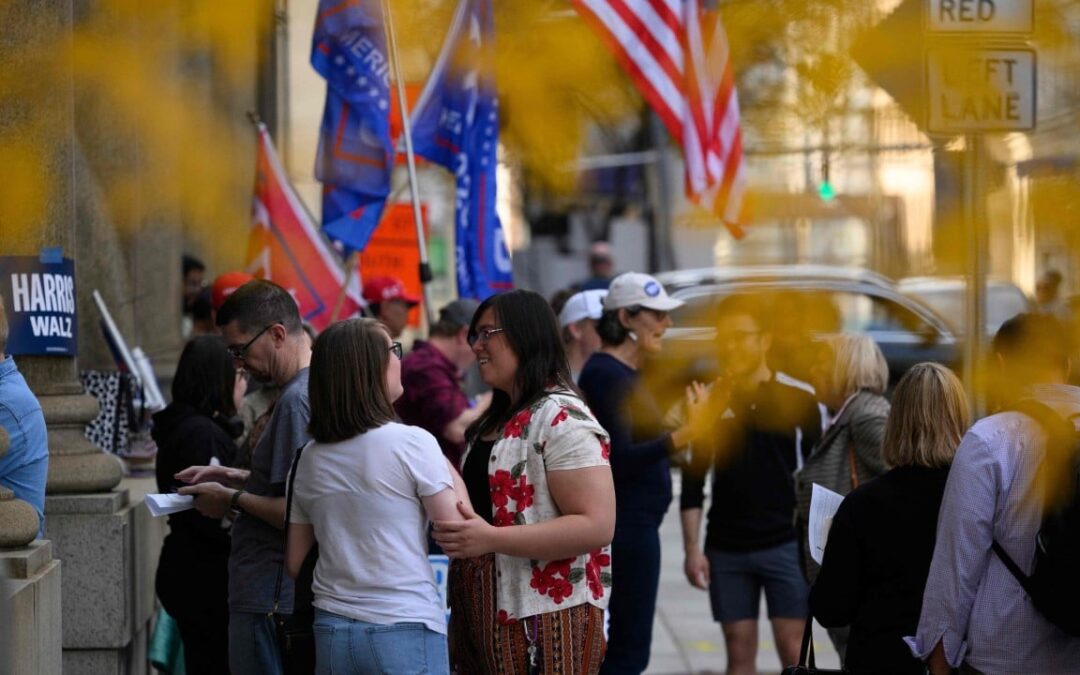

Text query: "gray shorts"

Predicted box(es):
[706, 540, 809, 623]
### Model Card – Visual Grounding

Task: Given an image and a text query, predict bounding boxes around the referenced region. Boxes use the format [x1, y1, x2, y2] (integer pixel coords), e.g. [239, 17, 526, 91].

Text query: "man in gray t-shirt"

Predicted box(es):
[179, 280, 313, 675]
[227, 368, 309, 614]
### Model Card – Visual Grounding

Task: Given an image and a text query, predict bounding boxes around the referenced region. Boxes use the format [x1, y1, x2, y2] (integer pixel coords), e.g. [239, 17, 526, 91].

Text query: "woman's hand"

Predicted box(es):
[672, 381, 714, 448]
[685, 381, 712, 428]
[433, 501, 498, 558]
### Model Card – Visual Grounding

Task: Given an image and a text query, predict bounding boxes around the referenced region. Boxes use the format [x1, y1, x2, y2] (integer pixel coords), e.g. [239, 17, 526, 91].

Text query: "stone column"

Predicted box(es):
[2, 3, 154, 674]
[0, 428, 39, 548]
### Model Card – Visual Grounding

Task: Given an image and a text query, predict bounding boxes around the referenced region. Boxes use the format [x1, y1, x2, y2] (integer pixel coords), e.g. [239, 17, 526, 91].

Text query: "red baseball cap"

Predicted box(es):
[362, 276, 421, 306]
[211, 271, 255, 311]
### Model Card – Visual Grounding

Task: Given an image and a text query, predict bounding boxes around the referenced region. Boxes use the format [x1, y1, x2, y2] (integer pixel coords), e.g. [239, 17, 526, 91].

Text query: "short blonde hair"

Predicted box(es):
[883, 362, 970, 468]
[829, 334, 889, 399]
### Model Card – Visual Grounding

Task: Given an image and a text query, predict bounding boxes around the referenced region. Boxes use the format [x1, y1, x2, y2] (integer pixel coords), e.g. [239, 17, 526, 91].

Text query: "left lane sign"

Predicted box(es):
[927, 47, 1036, 133]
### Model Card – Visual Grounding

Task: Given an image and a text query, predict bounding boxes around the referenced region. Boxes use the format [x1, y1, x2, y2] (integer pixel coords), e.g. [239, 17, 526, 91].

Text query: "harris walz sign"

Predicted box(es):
[0, 255, 77, 356]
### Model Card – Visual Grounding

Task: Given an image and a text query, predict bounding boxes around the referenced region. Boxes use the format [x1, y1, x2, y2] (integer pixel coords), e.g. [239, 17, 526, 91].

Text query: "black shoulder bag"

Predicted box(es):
[781, 612, 845, 675]
[271, 443, 318, 674]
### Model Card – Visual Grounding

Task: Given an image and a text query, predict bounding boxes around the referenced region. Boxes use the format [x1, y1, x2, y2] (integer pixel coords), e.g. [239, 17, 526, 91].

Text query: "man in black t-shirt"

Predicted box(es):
[680, 295, 821, 675]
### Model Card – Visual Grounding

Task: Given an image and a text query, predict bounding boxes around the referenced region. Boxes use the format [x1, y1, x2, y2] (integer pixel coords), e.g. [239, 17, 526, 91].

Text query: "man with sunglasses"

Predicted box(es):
[177, 279, 312, 675]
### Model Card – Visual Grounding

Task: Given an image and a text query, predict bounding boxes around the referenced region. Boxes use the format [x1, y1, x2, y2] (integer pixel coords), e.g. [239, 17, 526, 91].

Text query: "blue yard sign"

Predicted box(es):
[0, 255, 78, 356]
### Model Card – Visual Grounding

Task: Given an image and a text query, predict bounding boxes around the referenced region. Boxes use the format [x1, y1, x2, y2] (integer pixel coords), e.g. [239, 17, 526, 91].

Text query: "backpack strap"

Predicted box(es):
[992, 539, 1034, 595]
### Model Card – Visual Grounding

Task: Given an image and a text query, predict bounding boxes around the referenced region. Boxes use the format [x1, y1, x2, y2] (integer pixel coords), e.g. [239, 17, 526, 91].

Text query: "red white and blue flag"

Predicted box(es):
[311, 0, 394, 252]
[573, 0, 747, 235]
[247, 123, 364, 330]
[409, 0, 513, 299]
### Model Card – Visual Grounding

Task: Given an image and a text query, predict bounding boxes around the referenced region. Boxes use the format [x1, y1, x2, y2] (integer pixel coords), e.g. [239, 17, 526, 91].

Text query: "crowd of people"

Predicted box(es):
[6, 248, 1080, 675]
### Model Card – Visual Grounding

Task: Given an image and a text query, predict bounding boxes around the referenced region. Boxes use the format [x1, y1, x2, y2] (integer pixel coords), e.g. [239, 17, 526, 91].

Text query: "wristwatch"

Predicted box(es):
[229, 488, 246, 514]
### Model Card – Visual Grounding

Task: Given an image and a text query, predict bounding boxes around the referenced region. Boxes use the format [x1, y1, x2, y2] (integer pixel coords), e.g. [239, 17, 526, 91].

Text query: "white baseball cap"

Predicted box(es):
[603, 272, 684, 312]
[558, 290, 608, 326]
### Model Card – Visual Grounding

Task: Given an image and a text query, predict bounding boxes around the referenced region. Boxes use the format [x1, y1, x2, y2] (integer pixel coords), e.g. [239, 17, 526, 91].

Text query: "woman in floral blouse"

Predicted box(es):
[433, 289, 616, 674]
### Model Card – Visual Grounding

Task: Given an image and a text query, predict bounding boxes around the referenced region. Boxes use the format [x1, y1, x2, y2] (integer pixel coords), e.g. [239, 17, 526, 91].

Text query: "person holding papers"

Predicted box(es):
[809, 363, 968, 675]
[153, 336, 243, 675]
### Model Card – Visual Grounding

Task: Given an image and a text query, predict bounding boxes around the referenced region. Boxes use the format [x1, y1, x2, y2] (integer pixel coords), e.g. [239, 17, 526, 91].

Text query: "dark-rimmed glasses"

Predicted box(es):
[227, 324, 276, 361]
[468, 327, 505, 348]
[389, 342, 403, 360]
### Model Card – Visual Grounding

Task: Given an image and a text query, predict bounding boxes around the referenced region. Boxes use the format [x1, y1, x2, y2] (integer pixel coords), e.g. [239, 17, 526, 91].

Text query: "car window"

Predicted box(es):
[905, 285, 1029, 334]
[834, 291, 932, 335]
[670, 288, 934, 337]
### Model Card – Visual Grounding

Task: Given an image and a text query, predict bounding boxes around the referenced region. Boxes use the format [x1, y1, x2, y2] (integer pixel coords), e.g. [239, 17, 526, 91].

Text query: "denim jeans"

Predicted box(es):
[228, 611, 283, 675]
[313, 608, 449, 675]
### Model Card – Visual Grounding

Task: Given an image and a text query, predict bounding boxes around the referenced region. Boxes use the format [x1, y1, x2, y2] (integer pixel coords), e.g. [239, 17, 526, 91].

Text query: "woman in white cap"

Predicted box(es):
[578, 272, 709, 675]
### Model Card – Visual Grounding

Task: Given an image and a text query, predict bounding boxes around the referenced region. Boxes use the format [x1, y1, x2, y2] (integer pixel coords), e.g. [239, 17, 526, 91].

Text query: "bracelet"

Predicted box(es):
[229, 489, 246, 513]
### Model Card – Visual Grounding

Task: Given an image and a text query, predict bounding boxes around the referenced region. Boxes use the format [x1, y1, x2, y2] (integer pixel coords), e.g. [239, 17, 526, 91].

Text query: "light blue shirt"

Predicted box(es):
[906, 384, 1080, 671]
[0, 355, 49, 537]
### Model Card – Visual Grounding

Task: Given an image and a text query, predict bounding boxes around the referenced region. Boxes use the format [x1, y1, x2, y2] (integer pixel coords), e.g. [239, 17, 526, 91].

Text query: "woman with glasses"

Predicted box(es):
[433, 289, 616, 674]
[577, 272, 708, 675]
[153, 336, 243, 675]
[285, 318, 468, 675]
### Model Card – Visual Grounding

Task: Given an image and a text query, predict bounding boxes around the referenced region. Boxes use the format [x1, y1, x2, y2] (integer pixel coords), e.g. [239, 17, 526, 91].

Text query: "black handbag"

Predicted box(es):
[271, 444, 318, 675]
[781, 612, 845, 675]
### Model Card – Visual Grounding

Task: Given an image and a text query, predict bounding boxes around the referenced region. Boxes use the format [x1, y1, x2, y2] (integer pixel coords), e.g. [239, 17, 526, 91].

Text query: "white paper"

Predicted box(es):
[145, 493, 195, 518]
[808, 483, 845, 565]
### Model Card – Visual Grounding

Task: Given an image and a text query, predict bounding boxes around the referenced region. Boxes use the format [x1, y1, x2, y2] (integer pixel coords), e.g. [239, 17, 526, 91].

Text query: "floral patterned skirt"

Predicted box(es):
[448, 554, 606, 675]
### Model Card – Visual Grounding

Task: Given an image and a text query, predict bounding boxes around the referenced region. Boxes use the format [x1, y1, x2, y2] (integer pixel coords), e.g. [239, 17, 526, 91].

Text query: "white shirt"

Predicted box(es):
[289, 422, 453, 634]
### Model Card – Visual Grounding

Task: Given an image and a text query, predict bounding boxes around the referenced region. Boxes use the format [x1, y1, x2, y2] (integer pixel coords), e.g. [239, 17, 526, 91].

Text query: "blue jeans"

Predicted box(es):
[229, 611, 283, 675]
[313, 608, 448, 675]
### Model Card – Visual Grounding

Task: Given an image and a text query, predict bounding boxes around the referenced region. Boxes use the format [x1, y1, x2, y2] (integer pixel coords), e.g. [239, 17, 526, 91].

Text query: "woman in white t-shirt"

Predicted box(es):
[285, 318, 468, 675]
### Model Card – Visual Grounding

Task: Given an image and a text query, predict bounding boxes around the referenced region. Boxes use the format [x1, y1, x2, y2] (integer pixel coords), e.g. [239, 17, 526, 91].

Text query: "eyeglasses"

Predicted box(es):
[227, 324, 275, 361]
[467, 327, 505, 347]
[389, 342, 403, 360]
[717, 328, 760, 345]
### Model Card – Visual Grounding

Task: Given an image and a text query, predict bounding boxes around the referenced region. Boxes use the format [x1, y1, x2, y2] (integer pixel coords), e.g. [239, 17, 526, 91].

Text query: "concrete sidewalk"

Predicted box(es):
[642, 499, 841, 675]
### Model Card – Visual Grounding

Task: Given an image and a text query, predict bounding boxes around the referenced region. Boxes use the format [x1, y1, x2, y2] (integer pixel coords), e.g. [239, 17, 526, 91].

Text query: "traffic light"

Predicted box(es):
[818, 153, 836, 202]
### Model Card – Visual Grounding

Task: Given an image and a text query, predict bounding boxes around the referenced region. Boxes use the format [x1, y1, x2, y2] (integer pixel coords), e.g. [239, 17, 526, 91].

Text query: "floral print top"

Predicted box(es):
[462, 389, 613, 623]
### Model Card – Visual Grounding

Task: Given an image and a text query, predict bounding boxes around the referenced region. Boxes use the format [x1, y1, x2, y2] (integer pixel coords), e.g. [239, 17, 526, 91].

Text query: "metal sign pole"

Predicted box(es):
[964, 134, 988, 417]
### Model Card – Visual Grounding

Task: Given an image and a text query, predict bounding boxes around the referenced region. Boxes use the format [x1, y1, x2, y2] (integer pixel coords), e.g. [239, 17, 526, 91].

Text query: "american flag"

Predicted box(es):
[573, 0, 746, 235]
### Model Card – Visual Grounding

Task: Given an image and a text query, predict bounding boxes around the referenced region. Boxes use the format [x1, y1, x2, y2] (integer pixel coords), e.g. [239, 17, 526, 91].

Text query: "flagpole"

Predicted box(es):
[330, 250, 360, 323]
[381, 0, 436, 325]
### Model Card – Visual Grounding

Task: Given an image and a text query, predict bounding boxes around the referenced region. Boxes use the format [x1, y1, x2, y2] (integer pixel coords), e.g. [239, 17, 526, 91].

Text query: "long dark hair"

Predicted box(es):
[466, 290, 575, 442]
[172, 336, 237, 418]
[308, 318, 397, 443]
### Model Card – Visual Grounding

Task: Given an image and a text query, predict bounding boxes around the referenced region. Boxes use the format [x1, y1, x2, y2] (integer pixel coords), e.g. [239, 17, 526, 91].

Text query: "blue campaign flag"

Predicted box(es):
[311, 0, 394, 252]
[410, 0, 513, 299]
